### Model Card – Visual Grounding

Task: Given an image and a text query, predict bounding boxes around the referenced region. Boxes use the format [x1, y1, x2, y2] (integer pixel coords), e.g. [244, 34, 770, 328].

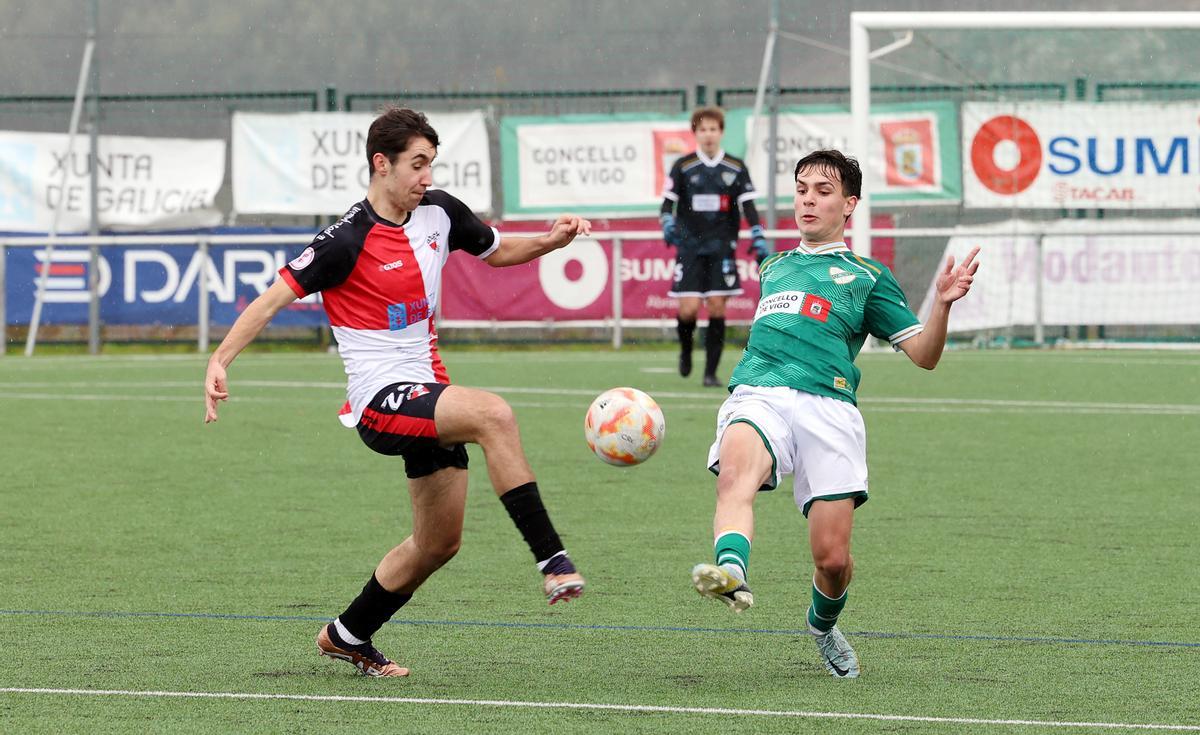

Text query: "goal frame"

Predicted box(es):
[848, 11, 1200, 260]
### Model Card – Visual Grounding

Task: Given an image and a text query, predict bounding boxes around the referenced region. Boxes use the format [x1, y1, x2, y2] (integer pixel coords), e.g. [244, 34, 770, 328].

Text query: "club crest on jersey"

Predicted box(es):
[802, 293, 832, 323]
[288, 247, 315, 271]
[834, 376, 849, 391]
[424, 231, 441, 251]
[829, 266, 856, 285]
[386, 298, 431, 331]
[722, 171, 737, 186]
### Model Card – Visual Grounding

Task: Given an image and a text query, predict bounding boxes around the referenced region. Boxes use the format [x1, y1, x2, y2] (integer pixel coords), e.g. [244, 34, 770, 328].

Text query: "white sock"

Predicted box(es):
[720, 563, 746, 583]
[334, 617, 367, 646]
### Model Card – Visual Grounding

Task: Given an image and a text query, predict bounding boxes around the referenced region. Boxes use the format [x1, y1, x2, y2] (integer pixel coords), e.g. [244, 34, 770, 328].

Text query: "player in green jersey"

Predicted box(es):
[690, 149, 979, 679]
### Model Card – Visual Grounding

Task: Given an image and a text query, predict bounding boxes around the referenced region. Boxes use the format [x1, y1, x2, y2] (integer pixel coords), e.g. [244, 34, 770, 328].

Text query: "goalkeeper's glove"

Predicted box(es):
[749, 225, 771, 264]
[660, 213, 679, 247]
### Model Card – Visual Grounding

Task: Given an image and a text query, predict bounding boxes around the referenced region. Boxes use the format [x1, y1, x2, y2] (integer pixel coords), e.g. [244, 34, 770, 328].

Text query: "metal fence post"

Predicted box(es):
[0, 244, 6, 356]
[198, 240, 210, 353]
[1034, 234, 1045, 347]
[611, 237, 623, 350]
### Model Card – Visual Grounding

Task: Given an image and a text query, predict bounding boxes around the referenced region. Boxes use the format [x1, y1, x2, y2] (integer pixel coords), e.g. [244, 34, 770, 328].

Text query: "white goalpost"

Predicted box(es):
[848, 11, 1200, 348]
[849, 11, 1200, 261]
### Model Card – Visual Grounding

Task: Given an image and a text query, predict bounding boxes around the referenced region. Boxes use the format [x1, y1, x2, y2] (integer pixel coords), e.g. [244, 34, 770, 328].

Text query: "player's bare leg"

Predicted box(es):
[693, 422, 773, 611]
[434, 385, 584, 603]
[806, 498, 859, 678]
[316, 467, 467, 677]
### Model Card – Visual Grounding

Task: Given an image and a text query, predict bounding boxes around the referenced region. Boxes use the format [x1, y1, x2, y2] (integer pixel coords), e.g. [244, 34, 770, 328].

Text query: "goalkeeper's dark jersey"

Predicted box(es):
[661, 149, 758, 255]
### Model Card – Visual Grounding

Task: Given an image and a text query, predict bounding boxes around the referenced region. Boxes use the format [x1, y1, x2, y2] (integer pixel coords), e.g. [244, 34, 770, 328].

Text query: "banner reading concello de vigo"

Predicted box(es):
[500, 113, 693, 216]
[724, 101, 961, 205]
[918, 221, 1200, 331]
[232, 111, 492, 215]
[964, 102, 1200, 209]
[0, 131, 224, 232]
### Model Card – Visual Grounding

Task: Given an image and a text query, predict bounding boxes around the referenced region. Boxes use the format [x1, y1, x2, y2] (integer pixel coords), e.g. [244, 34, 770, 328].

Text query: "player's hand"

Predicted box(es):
[935, 246, 980, 304]
[749, 225, 771, 264]
[204, 359, 229, 423]
[547, 214, 592, 248]
[660, 213, 678, 247]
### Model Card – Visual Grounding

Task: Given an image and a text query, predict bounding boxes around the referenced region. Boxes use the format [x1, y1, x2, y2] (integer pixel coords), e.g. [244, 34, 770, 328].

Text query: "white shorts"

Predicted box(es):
[707, 385, 869, 516]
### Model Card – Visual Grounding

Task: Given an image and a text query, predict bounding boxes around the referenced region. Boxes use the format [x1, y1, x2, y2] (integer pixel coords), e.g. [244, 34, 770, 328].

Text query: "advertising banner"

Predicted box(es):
[500, 113, 692, 216]
[724, 101, 961, 205]
[232, 111, 491, 215]
[919, 223, 1200, 330]
[4, 233, 322, 327]
[963, 102, 1200, 209]
[0, 131, 225, 232]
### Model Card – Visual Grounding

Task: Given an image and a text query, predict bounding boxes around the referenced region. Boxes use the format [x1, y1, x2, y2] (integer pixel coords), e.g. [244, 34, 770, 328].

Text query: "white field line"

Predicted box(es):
[1, 688, 1197, 731]
[1, 382, 1198, 416]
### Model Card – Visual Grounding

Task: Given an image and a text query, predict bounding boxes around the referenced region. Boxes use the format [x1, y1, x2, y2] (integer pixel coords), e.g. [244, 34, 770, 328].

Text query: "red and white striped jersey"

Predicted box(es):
[279, 192, 499, 423]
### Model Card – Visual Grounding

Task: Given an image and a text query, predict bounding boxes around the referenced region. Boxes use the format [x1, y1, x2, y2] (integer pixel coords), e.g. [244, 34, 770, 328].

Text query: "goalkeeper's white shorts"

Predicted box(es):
[707, 385, 869, 516]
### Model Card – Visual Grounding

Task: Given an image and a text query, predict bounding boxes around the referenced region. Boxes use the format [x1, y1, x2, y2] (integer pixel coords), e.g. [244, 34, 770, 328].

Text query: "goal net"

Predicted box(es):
[843, 12, 1200, 348]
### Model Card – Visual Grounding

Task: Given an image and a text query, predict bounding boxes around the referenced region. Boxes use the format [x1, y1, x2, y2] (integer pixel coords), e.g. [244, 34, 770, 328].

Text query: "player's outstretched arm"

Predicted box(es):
[204, 279, 298, 423]
[898, 246, 980, 370]
[484, 215, 593, 267]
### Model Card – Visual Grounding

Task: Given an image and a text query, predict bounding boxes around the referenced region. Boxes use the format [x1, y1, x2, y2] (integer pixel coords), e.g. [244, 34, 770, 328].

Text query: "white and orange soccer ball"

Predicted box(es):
[583, 387, 666, 466]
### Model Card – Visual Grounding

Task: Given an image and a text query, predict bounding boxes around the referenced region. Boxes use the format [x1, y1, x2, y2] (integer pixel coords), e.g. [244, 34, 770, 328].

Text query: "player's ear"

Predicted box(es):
[372, 152, 389, 177]
[843, 195, 858, 220]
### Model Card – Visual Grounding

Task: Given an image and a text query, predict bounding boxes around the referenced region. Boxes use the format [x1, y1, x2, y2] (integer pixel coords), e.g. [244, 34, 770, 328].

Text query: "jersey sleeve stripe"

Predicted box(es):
[476, 227, 501, 260]
[888, 324, 924, 347]
[278, 267, 307, 298]
[662, 191, 680, 202]
[736, 191, 758, 204]
[851, 253, 883, 274]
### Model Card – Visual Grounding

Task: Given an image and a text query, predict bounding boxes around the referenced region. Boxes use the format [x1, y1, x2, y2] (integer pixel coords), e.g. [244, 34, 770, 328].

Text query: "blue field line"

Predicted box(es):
[2, 608, 1197, 649]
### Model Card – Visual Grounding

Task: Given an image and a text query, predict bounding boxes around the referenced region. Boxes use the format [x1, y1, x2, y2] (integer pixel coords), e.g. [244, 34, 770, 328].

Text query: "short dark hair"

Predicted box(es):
[366, 106, 440, 174]
[794, 149, 862, 198]
[690, 106, 725, 132]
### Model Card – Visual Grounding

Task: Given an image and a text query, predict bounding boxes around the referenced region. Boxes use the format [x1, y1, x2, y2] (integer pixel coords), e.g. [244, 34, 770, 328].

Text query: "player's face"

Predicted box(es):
[694, 118, 723, 156]
[794, 165, 857, 245]
[378, 136, 436, 214]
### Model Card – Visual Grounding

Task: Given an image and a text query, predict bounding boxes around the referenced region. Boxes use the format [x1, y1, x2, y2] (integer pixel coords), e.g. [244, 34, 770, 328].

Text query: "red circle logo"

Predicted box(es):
[970, 115, 1042, 195]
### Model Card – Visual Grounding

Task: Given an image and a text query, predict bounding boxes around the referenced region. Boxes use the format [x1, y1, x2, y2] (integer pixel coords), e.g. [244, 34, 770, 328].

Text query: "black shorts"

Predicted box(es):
[668, 243, 743, 298]
[356, 382, 469, 479]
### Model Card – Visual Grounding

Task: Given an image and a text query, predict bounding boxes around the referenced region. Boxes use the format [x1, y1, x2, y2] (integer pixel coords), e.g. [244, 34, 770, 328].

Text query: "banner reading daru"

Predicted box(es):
[0, 131, 225, 232]
[232, 111, 492, 215]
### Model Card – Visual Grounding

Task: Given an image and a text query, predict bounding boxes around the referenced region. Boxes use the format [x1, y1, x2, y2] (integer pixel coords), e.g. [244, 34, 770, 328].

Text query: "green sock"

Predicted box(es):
[714, 530, 751, 581]
[807, 579, 847, 633]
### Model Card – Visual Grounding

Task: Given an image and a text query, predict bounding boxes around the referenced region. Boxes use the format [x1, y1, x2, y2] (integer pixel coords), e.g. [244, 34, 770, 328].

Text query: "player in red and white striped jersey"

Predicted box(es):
[204, 107, 591, 677]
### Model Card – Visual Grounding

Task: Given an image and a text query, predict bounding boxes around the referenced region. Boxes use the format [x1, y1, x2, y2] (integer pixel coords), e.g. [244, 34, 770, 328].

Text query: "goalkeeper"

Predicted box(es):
[690, 149, 979, 679]
[660, 106, 770, 388]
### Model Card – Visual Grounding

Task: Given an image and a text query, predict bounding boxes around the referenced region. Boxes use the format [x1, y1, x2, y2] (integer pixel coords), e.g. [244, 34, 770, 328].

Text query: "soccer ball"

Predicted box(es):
[583, 387, 666, 466]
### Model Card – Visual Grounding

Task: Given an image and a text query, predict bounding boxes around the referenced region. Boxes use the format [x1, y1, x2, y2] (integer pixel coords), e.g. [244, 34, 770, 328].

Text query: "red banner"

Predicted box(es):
[441, 217, 892, 323]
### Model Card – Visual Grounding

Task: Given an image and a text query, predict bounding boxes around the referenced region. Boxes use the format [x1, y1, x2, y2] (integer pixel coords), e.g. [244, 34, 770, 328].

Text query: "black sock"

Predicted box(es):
[704, 317, 726, 376]
[677, 318, 696, 353]
[336, 574, 412, 643]
[500, 482, 569, 569]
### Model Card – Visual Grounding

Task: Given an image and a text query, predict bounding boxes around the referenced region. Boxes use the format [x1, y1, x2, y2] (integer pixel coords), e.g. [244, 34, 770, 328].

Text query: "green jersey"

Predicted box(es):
[729, 242, 922, 405]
